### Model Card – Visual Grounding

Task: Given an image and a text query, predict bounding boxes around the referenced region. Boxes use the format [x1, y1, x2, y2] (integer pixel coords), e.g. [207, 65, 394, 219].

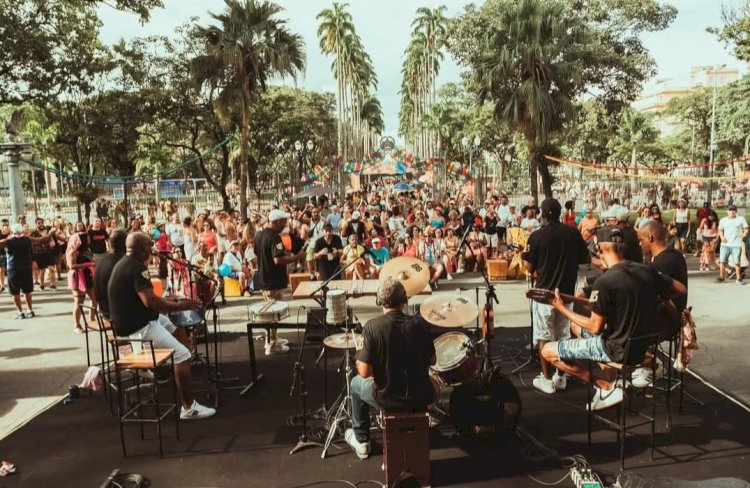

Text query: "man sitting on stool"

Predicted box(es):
[346, 280, 436, 459]
[108, 232, 216, 420]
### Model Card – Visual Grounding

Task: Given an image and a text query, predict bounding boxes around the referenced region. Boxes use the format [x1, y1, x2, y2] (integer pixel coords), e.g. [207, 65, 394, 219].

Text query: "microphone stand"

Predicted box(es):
[456, 225, 499, 377]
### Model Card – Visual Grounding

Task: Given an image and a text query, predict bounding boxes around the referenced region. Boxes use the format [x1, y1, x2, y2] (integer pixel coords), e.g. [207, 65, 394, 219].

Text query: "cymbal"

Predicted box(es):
[323, 332, 362, 350]
[419, 294, 479, 327]
[378, 256, 431, 297]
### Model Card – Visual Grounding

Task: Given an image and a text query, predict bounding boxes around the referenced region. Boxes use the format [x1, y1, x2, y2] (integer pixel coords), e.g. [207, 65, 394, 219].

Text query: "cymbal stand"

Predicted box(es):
[457, 225, 499, 376]
[289, 329, 324, 454]
[321, 324, 355, 459]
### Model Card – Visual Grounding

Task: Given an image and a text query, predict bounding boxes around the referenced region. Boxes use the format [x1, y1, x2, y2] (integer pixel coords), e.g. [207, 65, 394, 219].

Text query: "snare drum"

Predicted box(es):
[326, 289, 348, 325]
[431, 331, 477, 386]
[249, 301, 290, 323]
[168, 309, 203, 328]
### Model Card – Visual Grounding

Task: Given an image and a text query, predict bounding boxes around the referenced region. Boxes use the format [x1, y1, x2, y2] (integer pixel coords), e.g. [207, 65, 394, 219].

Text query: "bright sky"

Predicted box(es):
[97, 0, 746, 136]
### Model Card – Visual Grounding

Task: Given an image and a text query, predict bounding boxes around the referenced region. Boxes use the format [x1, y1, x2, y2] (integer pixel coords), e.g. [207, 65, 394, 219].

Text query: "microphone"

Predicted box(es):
[151, 248, 170, 256]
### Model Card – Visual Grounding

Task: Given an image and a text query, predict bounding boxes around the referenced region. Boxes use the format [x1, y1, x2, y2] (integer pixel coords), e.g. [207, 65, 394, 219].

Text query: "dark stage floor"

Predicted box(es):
[1, 327, 749, 488]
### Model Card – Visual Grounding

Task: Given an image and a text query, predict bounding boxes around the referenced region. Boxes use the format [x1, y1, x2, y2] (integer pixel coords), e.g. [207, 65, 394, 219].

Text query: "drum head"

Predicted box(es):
[433, 332, 470, 371]
[249, 301, 288, 314]
[169, 309, 202, 328]
[327, 289, 346, 298]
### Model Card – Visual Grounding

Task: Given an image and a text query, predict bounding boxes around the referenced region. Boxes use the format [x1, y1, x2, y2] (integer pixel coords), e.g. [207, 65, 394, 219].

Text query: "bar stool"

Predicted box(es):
[79, 305, 115, 408]
[111, 336, 180, 458]
[587, 333, 660, 471]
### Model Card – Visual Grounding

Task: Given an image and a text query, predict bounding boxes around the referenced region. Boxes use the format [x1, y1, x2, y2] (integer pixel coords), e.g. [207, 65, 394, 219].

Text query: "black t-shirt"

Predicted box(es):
[651, 249, 688, 313]
[89, 229, 109, 254]
[6, 236, 33, 270]
[254, 228, 288, 290]
[30, 229, 50, 255]
[484, 216, 498, 235]
[314, 235, 343, 279]
[523, 221, 589, 295]
[621, 226, 644, 263]
[589, 261, 673, 362]
[95, 253, 124, 318]
[108, 255, 158, 336]
[356, 311, 436, 411]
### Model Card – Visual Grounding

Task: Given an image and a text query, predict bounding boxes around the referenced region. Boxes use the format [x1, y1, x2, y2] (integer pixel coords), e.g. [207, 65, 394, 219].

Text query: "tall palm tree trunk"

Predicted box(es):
[239, 102, 250, 219]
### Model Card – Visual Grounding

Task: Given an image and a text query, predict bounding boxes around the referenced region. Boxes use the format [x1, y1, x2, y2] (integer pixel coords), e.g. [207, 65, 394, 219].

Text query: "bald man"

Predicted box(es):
[108, 232, 215, 420]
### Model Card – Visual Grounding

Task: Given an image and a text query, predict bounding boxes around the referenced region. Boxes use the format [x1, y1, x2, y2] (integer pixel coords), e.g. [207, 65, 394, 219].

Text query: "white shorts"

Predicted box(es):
[487, 233, 499, 248]
[130, 314, 191, 364]
[532, 301, 571, 345]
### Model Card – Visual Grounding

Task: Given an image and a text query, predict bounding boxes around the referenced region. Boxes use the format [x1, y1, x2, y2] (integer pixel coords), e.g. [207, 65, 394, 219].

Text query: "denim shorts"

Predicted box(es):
[719, 245, 741, 265]
[557, 329, 611, 363]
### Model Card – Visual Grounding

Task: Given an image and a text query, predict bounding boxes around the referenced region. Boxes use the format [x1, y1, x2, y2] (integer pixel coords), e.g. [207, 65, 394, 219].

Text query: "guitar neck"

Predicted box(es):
[526, 288, 591, 308]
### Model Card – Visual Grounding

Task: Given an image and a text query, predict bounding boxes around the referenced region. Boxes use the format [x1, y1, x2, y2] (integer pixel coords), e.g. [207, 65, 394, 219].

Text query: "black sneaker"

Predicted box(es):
[715, 277, 725, 283]
[25, 310, 35, 318]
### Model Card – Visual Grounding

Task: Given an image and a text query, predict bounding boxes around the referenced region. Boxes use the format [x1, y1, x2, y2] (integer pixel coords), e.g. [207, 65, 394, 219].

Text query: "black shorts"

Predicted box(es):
[0, 254, 6, 269]
[497, 227, 507, 240]
[33, 253, 53, 268]
[675, 223, 689, 238]
[8, 269, 33, 295]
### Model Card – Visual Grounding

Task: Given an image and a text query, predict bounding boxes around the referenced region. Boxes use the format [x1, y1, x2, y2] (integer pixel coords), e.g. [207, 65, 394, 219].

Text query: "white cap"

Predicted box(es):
[10, 223, 23, 234]
[352, 211, 361, 220]
[268, 209, 291, 222]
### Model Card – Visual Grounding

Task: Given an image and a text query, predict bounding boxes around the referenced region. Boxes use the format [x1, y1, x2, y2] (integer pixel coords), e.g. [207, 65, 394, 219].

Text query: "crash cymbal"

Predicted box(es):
[419, 294, 479, 327]
[378, 256, 431, 297]
[323, 332, 362, 350]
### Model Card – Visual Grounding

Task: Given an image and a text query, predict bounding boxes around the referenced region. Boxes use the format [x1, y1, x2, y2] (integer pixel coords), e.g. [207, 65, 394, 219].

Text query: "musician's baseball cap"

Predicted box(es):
[540, 198, 561, 217]
[727, 204, 737, 211]
[595, 225, 624, 243]
[268, 209, 290, 221]
[614, 206, 630, 222]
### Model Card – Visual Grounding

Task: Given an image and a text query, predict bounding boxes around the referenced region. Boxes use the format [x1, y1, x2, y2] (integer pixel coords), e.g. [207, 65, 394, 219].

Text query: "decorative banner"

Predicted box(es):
[545, 154, 749, 173]
[544, 155, 742, 182]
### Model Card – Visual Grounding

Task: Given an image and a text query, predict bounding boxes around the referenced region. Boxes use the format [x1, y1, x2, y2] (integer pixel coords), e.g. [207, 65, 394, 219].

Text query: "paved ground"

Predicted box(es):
[0, 255, 747, 442]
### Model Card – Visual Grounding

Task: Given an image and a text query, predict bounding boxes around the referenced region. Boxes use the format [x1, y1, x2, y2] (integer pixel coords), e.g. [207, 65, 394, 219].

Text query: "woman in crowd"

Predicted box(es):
[483, 208, 499, 258]
[430, 207, 445, 230]
[341, 234, 368, 280]
[200, 219, 219, 257]
[699, 211, 719, 271]
[672, 198, 691, 254]
[418, 229, 447, 289]
[635, 207, 653, 230]
[222, 240, 249, 295]
[520, 208, 540, 236]
[446, 210, 462, 235]
[443, 227, 460, 274]
[463, 222, 487, 272]
[183, 216, 198, 261]
[167, 246, 188, 296]
[190, 241, 218, 304]
[66, 232, 97, 334]
[563, 200, 577, 226]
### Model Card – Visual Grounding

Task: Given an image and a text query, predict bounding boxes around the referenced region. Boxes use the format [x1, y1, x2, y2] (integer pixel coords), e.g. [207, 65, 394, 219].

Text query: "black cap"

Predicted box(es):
[727, 204, 737, 211]
[595, 225, 624, 243]
[540, 198, 562, 218]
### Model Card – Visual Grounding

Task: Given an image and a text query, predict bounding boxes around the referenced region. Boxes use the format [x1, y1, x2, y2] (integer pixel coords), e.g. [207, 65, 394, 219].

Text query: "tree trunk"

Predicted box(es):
[239, 102, 250, 220]
[123, 183, 129, 228]
[529, 141, 539, 202]
[538, 153, 553, 199]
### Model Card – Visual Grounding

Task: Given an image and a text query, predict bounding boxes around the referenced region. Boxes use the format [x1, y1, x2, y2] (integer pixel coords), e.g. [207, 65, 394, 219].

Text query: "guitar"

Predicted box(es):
[525, 288, 591, 308]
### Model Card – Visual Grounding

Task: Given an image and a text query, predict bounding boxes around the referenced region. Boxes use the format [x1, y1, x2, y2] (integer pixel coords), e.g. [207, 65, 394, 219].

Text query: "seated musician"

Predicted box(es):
[541, 226, 686, 411]
[341, 234, 368, 280]
[346, 280, 436, 459]
[108, 232, 215, 420]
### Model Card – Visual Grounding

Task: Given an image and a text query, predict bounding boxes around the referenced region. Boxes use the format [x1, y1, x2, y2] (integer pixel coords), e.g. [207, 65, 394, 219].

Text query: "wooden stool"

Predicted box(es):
[383, 412, 430, 488]
[289, 272, 311, 293]
[223, 277, 242, 297]
[487, 258, 508, 281]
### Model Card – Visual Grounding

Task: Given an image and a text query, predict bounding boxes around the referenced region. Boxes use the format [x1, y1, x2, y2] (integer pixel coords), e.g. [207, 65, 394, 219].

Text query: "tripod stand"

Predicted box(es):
[321, 328, 356, 459]
[289, 358, 324, 454]
[512, 276, 537, 374]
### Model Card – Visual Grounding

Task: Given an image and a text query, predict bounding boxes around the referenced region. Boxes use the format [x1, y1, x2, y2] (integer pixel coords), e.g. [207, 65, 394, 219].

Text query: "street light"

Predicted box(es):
[294, 140, 315, 193]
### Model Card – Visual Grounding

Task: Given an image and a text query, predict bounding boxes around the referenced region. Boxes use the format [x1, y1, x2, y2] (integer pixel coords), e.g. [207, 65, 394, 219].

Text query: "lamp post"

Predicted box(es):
[294, 139, 315, 194]
[0, 135, 32, 222]
[461, 135, 482, 202]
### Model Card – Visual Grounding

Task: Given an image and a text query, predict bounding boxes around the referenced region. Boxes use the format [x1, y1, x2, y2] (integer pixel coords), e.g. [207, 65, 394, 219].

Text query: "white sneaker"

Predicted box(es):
[553, 373, 567, 391]
[632, 361, 663, 388]
[180, 400, 216, 420]
[587, 386, 624, 411]
[264, 342, 290, 355]
[446, 273, 454, 281]
[344, 428, 370, 459]
[276, 338, 289, 346]
[532, 374, 555, 394]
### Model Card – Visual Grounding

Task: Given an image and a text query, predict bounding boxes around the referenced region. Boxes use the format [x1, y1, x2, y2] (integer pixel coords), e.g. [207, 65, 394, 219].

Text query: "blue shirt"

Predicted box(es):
[370, 247, 389, 266]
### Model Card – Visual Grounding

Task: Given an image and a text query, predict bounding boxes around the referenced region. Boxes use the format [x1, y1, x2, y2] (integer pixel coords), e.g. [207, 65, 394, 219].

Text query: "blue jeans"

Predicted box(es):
[350, 376, 382, 443]
[557, 328, 611, 363]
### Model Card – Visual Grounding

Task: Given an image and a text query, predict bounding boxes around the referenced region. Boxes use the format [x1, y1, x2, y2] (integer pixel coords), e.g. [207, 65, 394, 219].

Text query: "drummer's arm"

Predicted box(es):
[356, 360, 373, 379]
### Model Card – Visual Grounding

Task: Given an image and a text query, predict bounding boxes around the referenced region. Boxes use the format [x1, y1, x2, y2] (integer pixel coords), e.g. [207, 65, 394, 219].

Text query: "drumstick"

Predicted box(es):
[259, 299, 275, 314]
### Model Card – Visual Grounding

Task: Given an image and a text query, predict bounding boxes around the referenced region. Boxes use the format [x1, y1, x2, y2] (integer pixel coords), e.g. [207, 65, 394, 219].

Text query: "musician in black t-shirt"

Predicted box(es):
[313, 223, 343, 281]
[254, 209, 305, 355]
[345, 280, 436, 460]
[108, 232, 215, 420]
[523, 198, 590, 395]
[541, 226, 685, 411]
[94, 230, 127, 320]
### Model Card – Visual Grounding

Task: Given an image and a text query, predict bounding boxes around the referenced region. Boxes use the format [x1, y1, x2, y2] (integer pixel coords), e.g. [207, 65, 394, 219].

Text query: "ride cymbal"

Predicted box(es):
[378, 256, 431, 297]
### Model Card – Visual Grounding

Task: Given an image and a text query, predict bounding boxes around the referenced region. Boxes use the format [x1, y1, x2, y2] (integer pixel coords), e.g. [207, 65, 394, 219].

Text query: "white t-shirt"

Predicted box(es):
[719, 215, 748, 247]
[165, 222, 184, 246]
[496, 204, 513, 227]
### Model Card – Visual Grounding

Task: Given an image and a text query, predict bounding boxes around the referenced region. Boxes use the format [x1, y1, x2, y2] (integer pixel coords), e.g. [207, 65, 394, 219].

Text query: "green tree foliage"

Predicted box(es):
[192, 0, 306, 219]
[711, 1, 750, 62]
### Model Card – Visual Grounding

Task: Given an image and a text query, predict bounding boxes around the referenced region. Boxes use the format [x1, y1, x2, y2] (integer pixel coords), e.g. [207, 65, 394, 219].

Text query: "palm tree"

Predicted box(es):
[475, 0, 591, 199]
[192, 0, 305, 218]
[317, 3, 355, 159]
